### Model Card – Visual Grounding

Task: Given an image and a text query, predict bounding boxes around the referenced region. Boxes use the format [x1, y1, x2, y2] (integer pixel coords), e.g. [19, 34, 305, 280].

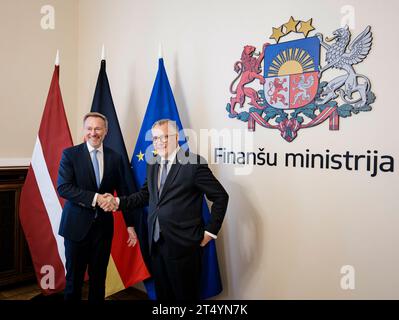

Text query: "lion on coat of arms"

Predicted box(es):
[229, 43, 269, 115]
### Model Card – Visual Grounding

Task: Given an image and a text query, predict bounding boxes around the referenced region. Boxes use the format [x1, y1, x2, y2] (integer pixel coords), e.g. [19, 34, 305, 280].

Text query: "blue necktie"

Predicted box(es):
[92, 149, 101, 189]
[154, 160, 169, 242]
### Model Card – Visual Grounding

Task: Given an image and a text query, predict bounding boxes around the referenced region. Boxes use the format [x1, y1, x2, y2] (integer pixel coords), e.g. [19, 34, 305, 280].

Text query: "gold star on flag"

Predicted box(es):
[270, 26, 284, 43]
[298, 19, 315, 37]
[284, 16, 299, 34]
[136, 151, 145, 161]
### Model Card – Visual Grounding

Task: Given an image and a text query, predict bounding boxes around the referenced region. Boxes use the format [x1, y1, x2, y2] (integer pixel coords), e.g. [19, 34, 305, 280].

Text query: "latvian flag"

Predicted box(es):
[19, 62, 71, 294]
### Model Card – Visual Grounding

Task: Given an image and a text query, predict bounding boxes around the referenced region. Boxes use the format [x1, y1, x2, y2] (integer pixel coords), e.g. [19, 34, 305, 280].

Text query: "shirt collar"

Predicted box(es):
[86, 141, 104, 154]
[161, 145, 180, 164]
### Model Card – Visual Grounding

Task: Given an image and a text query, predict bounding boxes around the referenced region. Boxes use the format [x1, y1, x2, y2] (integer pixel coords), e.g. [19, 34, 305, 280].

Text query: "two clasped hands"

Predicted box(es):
[96, 193, 137, 247]
[96, 193, 118, 212]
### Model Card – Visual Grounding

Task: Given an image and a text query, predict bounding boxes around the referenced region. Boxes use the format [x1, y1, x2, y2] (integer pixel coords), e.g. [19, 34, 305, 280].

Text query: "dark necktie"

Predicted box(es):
[154, 160, 169, 242]
[158, 160, 169, 195]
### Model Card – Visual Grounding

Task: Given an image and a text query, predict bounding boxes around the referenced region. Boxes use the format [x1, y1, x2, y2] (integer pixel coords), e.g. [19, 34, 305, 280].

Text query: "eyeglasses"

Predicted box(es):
[152, 134, 177, 143]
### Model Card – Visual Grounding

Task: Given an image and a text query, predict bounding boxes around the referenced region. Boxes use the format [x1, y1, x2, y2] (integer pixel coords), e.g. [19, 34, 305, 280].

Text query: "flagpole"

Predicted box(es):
[158, 43, 163, 59]
[101, 44, 106, 61]
[55, 49, 59, 66]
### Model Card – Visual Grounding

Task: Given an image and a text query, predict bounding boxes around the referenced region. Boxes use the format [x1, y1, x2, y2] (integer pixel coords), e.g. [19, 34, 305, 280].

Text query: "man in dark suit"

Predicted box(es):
[101, 119, 228, 301]
[57, 112, 137, 301]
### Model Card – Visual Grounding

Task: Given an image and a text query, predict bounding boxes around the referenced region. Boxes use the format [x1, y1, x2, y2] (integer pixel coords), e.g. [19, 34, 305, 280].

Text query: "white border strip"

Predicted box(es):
[31, 136, 66, 273]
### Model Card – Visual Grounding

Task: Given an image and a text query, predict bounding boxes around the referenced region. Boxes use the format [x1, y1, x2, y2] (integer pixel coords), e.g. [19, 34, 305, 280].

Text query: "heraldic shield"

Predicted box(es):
[263, 37, 320, 109]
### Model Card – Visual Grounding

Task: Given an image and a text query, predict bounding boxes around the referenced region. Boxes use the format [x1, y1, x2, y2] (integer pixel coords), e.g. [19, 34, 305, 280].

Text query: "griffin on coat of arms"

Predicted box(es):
[226, 17, 375, 142]
[316, 25, 372, 109]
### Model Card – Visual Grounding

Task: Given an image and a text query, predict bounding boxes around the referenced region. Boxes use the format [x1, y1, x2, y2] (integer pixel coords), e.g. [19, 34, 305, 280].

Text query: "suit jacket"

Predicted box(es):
[57, 142, 130, 242]
[119, 149, 229, 257]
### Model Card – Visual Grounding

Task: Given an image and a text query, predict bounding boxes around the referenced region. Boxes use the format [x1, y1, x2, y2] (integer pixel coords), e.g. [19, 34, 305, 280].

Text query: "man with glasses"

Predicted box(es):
[100, 119, 228, 301]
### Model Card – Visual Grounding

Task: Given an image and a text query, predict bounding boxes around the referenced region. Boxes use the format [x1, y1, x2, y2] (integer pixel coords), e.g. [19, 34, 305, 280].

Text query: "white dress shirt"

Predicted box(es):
[158, 146, 179, 189]
[86, 142, 104, 207]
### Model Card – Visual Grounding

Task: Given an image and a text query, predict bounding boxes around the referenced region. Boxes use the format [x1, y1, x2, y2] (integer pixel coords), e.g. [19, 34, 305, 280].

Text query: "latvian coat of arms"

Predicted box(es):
[226, 17, 375, 142]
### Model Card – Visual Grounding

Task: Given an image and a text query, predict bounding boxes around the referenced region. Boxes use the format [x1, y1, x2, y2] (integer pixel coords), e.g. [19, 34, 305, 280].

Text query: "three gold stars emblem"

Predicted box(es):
[270, 17, 315, 43]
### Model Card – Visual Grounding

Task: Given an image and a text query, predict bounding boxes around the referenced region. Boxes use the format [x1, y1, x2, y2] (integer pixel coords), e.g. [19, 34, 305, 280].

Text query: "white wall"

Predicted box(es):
[2, 0, 399, 299]
[0, 0, 78, 163]
[76, 0, 399, 299]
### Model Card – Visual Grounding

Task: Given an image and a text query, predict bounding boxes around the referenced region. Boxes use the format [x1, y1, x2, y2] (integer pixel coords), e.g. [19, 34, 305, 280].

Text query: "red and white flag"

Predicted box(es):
[19, 60, 72, 294]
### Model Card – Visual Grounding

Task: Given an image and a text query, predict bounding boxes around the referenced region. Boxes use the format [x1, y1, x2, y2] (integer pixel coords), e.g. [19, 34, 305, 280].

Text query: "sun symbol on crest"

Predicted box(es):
[267, 48, 316, 77]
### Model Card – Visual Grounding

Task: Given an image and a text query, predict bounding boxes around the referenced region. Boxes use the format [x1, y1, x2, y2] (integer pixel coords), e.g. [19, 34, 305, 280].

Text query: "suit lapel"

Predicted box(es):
[83, 143, 98, 189]
[152, 162, 160, 203]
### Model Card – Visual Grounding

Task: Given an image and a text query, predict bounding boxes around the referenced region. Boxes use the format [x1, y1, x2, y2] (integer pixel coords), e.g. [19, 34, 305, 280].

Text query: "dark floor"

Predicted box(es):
[0, 280, 148, 300]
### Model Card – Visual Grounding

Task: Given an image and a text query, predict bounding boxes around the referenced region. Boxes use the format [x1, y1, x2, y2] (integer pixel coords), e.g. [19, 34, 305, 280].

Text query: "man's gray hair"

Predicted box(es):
[152, 119, 178, 134]
[83, 112, 108, 129]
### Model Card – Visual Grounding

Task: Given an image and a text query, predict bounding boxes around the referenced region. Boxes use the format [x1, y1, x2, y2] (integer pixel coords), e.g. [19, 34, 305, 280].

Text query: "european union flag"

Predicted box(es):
[130, 58, 223, 299]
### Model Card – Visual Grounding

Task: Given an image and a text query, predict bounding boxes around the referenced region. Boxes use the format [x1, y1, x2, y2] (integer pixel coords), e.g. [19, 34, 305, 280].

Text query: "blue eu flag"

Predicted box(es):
[130, 58, 223, 299]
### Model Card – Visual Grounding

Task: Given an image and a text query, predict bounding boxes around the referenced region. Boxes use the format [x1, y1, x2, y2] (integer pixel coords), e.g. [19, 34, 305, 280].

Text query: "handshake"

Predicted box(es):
[96, 193, 119, 212]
